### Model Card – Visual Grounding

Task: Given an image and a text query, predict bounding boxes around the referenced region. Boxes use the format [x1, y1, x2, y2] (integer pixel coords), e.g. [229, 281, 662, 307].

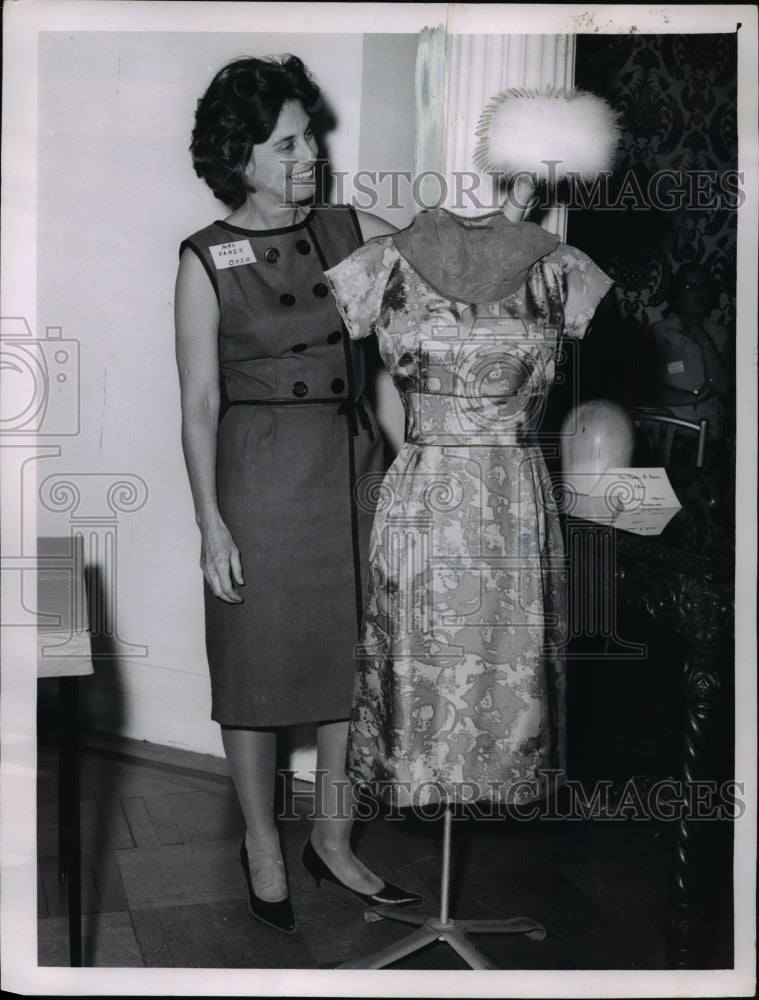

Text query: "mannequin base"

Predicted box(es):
[338, 905, 546, 970]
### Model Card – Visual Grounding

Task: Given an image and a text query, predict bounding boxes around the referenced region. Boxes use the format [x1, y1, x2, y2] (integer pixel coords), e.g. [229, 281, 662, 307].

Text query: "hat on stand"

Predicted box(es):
[474, 86, 621, 184]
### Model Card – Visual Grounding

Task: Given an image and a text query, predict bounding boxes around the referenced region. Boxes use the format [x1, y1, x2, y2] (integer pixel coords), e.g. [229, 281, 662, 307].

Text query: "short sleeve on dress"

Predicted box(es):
[556, 245, 614, 339]
[325, 236, 396, 340]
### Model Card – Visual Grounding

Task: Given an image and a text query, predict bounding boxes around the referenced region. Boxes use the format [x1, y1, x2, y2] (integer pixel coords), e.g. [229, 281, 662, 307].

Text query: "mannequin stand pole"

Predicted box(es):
[339, 806, 546, 970]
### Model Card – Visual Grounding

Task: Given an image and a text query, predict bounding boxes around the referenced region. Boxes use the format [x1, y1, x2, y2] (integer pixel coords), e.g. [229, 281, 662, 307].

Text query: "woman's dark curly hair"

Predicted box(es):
[190, 55, 320, 209]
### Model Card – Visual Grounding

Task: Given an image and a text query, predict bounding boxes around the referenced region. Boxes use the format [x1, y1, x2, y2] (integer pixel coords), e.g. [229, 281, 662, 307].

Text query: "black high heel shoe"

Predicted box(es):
[239, 839, 297, 934]
[301, 839, 423, 907]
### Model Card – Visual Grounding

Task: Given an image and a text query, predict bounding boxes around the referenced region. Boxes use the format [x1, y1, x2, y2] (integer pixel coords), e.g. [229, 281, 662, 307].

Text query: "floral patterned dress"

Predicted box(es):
[326, 209, 612, 806]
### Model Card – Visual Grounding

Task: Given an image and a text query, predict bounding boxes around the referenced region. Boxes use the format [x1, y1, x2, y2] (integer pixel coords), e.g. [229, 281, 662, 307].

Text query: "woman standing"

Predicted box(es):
[175, 54, 419, 934]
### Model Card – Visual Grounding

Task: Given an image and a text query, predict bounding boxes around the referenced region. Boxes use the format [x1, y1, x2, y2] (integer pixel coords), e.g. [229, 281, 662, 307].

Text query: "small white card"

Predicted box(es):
[209, 239, 257, 269]
[569, 467, 682, 535]
[667, 359, 686, 375]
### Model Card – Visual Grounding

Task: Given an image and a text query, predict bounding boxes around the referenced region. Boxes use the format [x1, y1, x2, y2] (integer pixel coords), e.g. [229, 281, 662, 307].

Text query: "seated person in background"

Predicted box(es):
[632, 263, 733, 451]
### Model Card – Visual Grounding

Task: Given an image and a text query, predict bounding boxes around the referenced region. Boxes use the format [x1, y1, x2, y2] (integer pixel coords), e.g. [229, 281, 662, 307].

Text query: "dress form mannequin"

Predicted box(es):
[329, 88, 615, 959]
[331, 179, 599, 969]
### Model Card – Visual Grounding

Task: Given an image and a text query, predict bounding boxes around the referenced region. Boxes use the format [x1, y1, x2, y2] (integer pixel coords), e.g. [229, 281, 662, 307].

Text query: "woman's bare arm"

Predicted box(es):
[175, 250, 243, 603]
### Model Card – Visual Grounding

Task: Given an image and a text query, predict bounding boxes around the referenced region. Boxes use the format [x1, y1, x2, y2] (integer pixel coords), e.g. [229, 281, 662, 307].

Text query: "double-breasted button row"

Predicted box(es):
[267, 241, 311, 262]
[290, 330, 344, 353]
[279, 284, 332, 307]
[290, 379, 346, 397]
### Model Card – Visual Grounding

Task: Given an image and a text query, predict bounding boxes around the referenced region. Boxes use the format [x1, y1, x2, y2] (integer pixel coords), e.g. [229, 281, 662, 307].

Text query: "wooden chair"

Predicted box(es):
[629, 410, 709, 469]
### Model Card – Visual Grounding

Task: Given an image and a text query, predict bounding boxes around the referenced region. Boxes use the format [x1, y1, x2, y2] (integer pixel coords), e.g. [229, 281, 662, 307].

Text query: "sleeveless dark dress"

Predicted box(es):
[180, 206, 384, 727]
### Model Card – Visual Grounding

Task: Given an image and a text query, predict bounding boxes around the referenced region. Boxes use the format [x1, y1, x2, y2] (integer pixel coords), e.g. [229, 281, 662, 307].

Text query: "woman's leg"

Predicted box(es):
[309, 719, 384, 893]
[221, 726, 288, 902]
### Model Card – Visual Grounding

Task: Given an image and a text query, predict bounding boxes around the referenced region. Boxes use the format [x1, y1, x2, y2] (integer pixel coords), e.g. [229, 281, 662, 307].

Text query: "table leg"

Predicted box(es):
[58, 676, 82, 967]
[668, 650, 722, 968]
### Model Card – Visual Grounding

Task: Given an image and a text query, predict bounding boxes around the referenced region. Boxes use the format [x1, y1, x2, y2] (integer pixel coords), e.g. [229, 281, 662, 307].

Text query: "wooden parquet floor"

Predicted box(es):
[36, 730, 734, 970]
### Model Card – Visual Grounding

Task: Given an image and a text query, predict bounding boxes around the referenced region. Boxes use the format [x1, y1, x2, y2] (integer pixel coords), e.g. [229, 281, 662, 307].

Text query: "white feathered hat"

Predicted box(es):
[474, 86, 621, 183]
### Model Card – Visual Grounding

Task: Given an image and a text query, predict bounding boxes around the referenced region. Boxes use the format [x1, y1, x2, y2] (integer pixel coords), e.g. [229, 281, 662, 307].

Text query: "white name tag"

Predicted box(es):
[667, 360, 685, 375]
[209, 240, 257, 269]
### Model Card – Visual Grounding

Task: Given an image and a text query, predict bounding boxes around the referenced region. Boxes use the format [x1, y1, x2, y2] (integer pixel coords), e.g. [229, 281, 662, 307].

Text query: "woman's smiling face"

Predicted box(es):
[244, 100, 317, 206]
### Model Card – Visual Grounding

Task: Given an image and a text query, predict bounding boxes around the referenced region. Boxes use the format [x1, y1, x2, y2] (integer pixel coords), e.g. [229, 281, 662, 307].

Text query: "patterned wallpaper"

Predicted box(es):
[568, 33, 738, 332]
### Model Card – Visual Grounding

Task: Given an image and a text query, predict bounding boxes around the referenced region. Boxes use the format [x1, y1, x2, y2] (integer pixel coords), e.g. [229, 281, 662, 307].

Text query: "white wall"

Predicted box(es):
[35, 31, 416, 756]
[359, 34, 419, 452]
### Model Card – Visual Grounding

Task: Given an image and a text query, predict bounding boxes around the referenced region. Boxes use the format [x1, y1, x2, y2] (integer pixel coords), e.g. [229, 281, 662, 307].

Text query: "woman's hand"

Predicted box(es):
[200, 517, 244, 603]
